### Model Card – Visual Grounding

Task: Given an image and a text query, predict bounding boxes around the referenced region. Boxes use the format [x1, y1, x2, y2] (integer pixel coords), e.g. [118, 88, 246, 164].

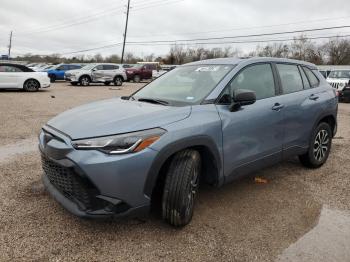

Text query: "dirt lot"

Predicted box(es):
[0, 82, 349, 261]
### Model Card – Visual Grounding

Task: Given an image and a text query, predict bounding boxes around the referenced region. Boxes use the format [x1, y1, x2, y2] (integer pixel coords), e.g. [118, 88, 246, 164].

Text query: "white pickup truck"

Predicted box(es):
[152, 65, 177, 79]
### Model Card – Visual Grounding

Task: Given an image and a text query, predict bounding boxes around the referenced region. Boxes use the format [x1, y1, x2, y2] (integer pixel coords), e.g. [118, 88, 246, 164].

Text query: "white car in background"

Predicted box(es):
[152, 65, 177, 79]
[65, 63, 127, 86]
[327, 69, 350, 91]
[0, 63, 50, 92]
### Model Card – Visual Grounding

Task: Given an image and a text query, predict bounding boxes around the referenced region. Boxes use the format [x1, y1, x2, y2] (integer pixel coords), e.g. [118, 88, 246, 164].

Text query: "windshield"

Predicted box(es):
[82, 64, 96, 70]
[133, 64, 234, 106]
[328, 70, 350, 79]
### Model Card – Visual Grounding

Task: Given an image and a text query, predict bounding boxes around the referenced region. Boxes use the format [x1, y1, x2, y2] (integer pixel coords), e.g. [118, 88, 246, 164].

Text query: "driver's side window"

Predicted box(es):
[222, 63, 276, 103]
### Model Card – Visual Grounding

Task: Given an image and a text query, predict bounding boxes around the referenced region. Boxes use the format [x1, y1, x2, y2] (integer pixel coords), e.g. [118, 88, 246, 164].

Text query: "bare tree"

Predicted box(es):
[322, 38, 350, 65]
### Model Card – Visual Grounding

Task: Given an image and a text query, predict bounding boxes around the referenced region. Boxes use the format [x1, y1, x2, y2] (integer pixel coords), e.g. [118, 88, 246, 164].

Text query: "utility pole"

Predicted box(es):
[121, 0, 131, 64]
[8, 31, 13, 59]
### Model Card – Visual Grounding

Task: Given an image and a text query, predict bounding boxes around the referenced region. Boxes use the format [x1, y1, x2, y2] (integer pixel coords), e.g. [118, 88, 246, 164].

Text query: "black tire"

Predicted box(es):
[133, 75, 141, 83]
[23, 79, 40, 92]
[79, 76, 91, 86]
[104, 82, 111, 86]
[299, 122, 332, 168]
[70, 82, 78, 86]
[49, 75, 56, 83]
[114, 76, 123, 86]
[162, 149, 201, 227]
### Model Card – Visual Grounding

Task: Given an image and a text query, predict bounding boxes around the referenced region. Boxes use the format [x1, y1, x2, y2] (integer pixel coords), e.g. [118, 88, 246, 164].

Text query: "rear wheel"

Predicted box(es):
[299, 122, 332, 168]
[23, 79, 40, 92]
[79, 76, 90, 86]
[114, 76, 123, 86]
[162, 149, 201, 227]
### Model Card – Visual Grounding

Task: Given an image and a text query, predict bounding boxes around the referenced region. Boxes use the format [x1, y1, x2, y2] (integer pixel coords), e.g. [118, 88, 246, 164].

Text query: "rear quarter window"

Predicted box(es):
[303, 67, 320, 87]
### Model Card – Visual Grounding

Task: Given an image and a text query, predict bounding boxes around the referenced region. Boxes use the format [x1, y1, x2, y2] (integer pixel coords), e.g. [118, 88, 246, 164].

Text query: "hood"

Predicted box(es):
[126, 68, 139, 72]
[327, 78, 349, 83]
[47, 98, 191, 139]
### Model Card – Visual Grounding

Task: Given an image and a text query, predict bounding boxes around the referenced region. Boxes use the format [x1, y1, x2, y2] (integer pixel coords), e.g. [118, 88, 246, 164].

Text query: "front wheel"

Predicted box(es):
[79, 76, 90, 86]
[162, 149, 201, 227]
[299, 122, 332, 168]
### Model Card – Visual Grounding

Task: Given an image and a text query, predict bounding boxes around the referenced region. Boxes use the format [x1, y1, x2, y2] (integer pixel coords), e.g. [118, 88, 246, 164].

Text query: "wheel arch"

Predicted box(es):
[144, 136, 223, 201]
[315, 114, 337, 137]
[79, 74, 92, 82]
[113, 74, 124, 81]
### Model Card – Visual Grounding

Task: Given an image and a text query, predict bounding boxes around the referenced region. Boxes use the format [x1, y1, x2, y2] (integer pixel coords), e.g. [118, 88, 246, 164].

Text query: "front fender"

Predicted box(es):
[143, 135, 223, 198]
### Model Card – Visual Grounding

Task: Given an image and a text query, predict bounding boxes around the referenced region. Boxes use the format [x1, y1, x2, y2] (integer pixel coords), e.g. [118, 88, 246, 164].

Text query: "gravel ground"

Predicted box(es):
[0, 82, 349, 261]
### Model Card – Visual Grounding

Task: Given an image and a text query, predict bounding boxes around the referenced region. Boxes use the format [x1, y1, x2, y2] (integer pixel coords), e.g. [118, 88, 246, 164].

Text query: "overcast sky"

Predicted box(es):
[0, 0, 349, 58]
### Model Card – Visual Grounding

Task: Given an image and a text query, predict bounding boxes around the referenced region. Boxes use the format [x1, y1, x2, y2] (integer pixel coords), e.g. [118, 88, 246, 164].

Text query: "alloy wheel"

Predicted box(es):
[313, 129, 329, 162]
[185, 164, 200, 218]
[81, 77, 90, 86]
[25, 80, 39, 91]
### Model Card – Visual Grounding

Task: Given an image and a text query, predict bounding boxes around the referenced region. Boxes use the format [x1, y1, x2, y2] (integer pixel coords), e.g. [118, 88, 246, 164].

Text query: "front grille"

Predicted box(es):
[41, 155, 102, 210]
[329, 82, 340, 89]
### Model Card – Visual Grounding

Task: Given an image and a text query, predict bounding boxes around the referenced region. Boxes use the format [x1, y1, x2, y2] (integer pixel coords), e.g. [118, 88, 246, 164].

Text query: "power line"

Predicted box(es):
[129, 16, 350, 38]
[56, 33, 350, 56]
[14, 0, 182, 37]
[132, 0, 184, 11]
[124, 25, 350, 44]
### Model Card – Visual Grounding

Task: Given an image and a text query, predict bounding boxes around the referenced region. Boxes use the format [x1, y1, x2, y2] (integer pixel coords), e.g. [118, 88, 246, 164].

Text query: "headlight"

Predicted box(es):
[71, 128, 166, 154]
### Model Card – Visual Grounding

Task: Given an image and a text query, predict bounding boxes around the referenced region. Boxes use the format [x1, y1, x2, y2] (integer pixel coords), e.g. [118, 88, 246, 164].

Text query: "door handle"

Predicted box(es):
[272, 103, 284, 111]
[309, 94, 319, 101]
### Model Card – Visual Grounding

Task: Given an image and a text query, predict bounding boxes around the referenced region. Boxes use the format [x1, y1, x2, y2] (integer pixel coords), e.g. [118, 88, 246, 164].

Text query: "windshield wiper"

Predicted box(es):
[137, 98, 169, 106]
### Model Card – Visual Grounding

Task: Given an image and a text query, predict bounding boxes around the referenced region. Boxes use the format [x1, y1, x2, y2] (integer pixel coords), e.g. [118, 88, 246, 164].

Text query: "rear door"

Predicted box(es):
[0, 65, 22, 88]
[274, 63, 324, 157]
[216, 63, 284, 181]
[102, 65, 119, 81]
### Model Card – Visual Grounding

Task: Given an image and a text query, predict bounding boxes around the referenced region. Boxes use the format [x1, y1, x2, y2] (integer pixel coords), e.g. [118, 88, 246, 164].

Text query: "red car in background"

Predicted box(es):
[126, 63, 159, 82]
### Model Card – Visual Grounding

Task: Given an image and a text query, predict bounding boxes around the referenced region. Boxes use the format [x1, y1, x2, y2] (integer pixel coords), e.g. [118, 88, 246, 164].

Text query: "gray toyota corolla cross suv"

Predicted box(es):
[39, 57, 338, 227]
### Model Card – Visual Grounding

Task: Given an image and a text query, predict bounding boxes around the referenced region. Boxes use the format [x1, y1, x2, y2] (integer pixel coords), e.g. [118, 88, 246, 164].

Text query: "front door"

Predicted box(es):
[215, 63, 284, 181]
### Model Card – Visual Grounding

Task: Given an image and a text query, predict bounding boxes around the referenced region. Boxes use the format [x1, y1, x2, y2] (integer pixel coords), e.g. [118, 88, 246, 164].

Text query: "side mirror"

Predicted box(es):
[92, 68, 97, 71]
[229, 89, 256, 112]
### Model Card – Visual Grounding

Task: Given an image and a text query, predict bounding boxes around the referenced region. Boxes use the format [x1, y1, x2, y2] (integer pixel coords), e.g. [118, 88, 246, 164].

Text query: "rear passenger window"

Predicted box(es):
[103, 65, 119, 70]
[228, 63, 276, 100]
[303, 67, 320, 87]
[70, 65, 81, 70]
[276, 64, 304, 94]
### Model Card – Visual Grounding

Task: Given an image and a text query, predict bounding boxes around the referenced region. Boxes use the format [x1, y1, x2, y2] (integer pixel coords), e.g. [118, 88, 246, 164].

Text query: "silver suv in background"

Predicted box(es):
[65, 63, 127, 86]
